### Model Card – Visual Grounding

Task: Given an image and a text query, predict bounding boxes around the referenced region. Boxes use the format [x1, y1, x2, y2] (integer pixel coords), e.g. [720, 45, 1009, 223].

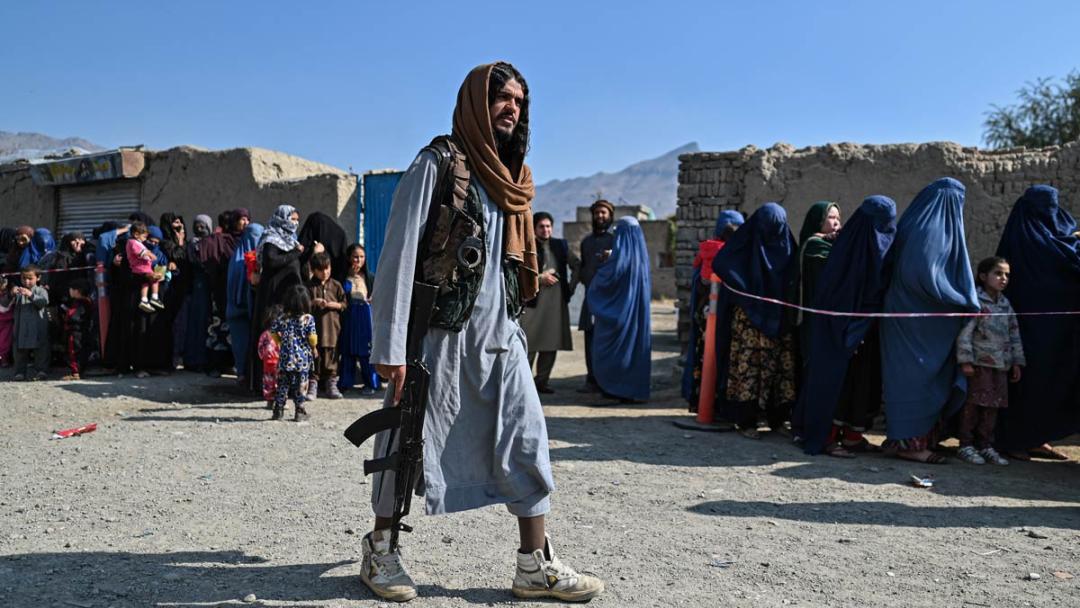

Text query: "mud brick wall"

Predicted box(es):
[675, 141, 1080, 342]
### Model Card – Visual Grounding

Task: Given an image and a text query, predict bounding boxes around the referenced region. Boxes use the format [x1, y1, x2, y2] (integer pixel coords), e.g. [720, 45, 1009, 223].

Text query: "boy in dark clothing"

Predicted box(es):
[12, 266, 50, 381]
[307, 252, 346, 399]
[62, 281, 94, 380]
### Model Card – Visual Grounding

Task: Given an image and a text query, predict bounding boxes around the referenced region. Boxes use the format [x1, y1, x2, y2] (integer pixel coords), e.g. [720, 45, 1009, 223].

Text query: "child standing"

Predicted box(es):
[125, 221, 164, 313]
[61, 281, 94, 380]
[338, 244, 381, 396]
[12, 266, 50, 381]
[307, 252, 346, 400]
[257, 305, 283, 410]
[269, 285, 318, 421]
[956, 256, 1025, 465]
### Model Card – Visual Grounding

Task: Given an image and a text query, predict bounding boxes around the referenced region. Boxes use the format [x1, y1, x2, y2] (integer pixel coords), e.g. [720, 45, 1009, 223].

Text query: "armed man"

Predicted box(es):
[353, 62, 604, 603]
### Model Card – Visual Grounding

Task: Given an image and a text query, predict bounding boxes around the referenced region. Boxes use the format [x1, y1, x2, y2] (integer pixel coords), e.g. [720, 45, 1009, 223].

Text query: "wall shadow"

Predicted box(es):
[688, 499, 1080, 530]
[544, 414, 1080, 503]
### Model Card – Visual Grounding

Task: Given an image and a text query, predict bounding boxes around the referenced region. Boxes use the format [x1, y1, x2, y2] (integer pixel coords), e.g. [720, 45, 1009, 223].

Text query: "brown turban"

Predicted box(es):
[451, 62, 539, 301]
[590, 199, 615, 216]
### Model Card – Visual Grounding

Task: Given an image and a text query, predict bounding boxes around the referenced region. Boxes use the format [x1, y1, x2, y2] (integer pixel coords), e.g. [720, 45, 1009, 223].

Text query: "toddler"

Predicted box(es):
[257, 305, 283, 410]
[956, 256, 1025, 465]
[125, 222, 164, 313]
[308, 252, 346, 400]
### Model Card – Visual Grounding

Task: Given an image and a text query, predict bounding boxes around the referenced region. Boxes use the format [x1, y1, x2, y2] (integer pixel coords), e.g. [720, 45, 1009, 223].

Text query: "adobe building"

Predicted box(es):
[674, 140, 1080, 342]
[0, 145, 358, 238]
[562, 203, 676, 300]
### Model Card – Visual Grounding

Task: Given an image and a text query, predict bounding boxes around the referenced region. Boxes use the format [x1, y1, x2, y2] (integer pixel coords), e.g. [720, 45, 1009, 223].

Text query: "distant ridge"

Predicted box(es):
[0, 131, 105, 163]
[534, 142, 698, 229]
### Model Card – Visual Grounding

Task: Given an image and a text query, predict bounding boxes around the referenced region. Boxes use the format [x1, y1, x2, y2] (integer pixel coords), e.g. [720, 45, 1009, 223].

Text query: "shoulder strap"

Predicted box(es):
[416, 134, 471, 278]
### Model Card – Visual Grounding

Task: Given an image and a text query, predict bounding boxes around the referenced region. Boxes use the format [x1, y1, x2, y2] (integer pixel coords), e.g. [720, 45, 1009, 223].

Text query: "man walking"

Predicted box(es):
[577, 199, 615, 393]
[521, 211, 578, 393]
[362, 62, 604, 603]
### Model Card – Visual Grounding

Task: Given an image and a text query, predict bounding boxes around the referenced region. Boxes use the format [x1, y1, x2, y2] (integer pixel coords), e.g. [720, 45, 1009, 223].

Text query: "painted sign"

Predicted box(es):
[30, 150, 143, 186]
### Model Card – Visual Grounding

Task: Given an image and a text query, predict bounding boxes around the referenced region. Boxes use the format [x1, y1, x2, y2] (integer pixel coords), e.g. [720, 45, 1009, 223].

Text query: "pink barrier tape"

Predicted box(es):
[1, 265, 97, 278]
[722, 282, 1080, 318]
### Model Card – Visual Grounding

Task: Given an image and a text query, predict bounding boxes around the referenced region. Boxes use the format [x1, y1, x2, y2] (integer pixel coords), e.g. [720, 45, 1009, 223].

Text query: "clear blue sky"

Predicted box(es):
[3, 1, 1078, 182]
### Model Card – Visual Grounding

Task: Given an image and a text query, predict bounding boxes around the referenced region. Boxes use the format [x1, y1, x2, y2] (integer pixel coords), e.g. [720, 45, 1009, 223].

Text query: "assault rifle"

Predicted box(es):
[343, 281, 438, 551]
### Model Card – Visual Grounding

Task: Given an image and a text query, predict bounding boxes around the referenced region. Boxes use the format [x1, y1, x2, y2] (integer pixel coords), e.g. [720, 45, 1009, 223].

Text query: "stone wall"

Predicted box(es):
[0, 146, 358, 239]
[140, 146, 358, 239]
[675, 140, 1080, 341]
[564, 215, 676, 300]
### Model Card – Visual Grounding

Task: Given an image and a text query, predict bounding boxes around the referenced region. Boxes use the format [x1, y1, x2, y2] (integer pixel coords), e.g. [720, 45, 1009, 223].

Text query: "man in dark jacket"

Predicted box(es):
[521, 212, 578, 393]
[576, 199, 615, 392]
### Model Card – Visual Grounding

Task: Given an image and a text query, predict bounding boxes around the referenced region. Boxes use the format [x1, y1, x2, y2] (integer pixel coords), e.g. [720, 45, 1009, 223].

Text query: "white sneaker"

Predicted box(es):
[957, 446, 985, 465]
[980, 447, 1009, 466]
[360, 529, 416, 602]
[512, 536, 604, 602]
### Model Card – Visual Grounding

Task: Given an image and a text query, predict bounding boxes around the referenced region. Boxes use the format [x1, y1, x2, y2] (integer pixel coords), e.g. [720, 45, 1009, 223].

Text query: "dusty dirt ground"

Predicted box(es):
[1, 304, 1078, 608]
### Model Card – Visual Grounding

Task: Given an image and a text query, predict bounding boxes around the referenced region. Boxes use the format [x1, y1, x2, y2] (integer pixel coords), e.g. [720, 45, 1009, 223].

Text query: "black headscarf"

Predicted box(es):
[298, 212, 348, 282]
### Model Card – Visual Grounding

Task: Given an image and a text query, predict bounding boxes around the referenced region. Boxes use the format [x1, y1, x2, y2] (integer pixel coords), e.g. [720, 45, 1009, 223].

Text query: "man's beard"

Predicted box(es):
[495, 126, 516, 167]
[592, 218, 612, 234]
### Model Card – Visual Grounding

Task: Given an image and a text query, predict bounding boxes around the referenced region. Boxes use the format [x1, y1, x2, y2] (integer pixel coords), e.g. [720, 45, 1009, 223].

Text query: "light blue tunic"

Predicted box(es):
[369, 151, 554, 518]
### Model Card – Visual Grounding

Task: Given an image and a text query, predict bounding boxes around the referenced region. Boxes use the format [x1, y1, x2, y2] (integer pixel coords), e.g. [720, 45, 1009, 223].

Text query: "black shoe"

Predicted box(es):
[536, 384, 555, 394]
[294, 405, 309, 422]
[271, 405, 284, 420]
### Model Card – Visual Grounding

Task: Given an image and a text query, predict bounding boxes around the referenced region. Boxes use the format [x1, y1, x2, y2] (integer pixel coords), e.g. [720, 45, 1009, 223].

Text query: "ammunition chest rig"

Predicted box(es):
[417, 135, 486, 332]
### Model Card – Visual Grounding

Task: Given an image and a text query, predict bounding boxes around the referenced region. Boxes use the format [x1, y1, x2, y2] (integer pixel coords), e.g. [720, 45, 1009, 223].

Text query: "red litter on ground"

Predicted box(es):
[51, 423, 97, 440]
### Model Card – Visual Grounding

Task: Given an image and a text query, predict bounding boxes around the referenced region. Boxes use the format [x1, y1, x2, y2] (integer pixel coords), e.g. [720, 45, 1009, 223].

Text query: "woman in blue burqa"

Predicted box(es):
[711, 203, 798, 438]
[880, 178, 979, 464]
[587, 216, 652, 402]
[226, 222, 264, 386]
[994, 185, 1080, 461]
[792, 196, 896, 457]
[681, 210, 744, 410]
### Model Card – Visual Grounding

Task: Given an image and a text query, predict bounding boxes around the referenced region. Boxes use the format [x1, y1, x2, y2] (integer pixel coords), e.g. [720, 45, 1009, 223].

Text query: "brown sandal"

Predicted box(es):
[825, 443, 856, 459]
[897, 450, 948, 464]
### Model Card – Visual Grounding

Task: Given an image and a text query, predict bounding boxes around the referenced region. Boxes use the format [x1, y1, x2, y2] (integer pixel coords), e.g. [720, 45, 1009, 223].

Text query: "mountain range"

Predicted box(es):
[0, 131, 104, 163]
[533, 142, 698, 226]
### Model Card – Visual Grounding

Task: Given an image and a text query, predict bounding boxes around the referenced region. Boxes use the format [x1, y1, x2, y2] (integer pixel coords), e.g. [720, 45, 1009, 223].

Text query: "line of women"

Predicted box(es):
[0, 205, 379, 398]
[686, 179, 1079, 463]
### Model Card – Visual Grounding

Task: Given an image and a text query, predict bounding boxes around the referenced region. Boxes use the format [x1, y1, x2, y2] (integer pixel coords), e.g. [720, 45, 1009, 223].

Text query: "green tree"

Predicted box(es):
[983, 70, 1080, 149]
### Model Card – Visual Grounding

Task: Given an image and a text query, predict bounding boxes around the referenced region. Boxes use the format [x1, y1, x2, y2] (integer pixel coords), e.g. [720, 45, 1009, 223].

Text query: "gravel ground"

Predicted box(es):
[1, 305, 1077, 607]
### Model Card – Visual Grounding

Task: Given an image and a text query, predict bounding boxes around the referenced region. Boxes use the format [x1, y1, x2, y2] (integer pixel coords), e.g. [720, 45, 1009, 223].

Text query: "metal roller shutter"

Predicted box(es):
[57, 181, 141, 236]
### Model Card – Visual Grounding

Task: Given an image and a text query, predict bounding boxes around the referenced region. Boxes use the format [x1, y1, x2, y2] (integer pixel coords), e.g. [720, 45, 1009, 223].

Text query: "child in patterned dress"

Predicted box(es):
[269, 286, 317, 421]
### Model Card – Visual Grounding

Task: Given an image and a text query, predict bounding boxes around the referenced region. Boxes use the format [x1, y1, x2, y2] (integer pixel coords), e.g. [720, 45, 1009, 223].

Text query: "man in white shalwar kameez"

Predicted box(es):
[360, 62, 604, 603]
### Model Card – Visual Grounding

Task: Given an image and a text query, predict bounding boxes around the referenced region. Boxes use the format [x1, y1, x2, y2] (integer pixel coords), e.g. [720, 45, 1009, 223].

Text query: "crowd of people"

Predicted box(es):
[683, 180, 1080, 466]
[0, 206, 381, 417]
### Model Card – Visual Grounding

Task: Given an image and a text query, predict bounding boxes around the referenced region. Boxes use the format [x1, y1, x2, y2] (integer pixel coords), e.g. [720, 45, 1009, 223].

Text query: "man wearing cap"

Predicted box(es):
[362, 62, 604, 603]
[576, 199, 616, 393]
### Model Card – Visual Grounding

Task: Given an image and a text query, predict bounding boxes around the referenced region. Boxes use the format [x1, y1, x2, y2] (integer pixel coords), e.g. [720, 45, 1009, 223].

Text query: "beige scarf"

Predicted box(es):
[451, 63, 539, 301]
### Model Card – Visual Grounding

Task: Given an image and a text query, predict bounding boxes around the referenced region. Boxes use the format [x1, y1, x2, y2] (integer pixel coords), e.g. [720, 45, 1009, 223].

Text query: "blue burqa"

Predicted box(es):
[681, 210, 745, 405]
[22, 228, 55, 268]
[710, 203, 798, 421]
[994, 185, 1080, 450]
[588, 216, 652, 401]
[880, 178, 979, 442]
[792, 196, 897, 454]
[226, 223, 264, 377]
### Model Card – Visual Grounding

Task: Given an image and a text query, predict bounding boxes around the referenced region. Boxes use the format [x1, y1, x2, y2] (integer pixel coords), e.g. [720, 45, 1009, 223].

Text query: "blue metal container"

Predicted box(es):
[361, 171, 403, 274]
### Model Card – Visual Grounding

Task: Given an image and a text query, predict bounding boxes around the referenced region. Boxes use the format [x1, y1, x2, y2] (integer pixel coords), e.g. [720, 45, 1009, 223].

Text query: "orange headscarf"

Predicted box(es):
[451, 62, 539, 301]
